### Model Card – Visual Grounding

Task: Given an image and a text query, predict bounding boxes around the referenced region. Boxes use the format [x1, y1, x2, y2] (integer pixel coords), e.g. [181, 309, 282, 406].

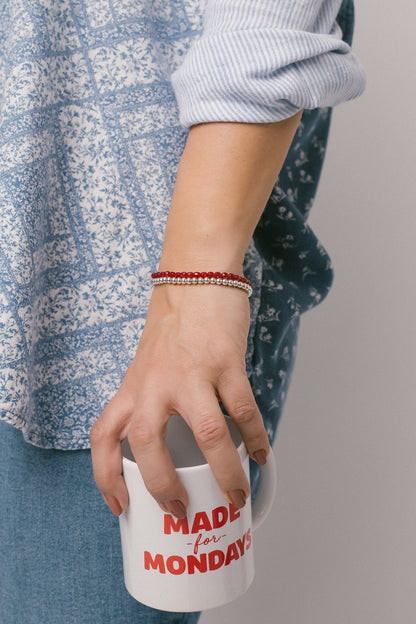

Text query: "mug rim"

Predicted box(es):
[122, 438, 248, 474]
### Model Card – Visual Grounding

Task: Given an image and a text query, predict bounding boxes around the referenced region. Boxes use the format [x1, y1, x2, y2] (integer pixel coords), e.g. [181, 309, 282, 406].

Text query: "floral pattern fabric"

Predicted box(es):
[0, 0, 355, 449]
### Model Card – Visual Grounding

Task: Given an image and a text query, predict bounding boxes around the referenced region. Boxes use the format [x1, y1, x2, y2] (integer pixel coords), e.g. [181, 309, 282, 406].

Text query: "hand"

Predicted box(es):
[90, 278, 271, 518]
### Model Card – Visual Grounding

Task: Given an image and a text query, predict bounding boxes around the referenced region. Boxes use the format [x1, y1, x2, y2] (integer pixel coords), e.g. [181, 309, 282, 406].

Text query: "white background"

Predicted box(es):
[202, 2, 416, 622]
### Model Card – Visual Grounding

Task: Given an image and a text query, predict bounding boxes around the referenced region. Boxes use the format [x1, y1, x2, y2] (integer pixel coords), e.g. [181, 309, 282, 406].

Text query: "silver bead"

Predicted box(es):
[192, 278, 197, 284]
[216, 278, 222, 284]
[198, 278, 203, 284]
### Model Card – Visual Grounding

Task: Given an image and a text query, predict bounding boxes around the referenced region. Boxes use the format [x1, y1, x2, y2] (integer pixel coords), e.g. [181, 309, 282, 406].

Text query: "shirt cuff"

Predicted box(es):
[170, 6, 367, 130]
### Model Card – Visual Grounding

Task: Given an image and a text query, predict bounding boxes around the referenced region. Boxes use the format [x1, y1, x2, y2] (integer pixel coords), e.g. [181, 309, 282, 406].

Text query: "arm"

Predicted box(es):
[160, 115, 304, 271]
[90, 111, 303, 517]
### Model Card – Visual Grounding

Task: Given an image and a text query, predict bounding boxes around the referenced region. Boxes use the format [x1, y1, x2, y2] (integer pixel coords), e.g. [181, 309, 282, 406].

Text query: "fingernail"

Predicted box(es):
[252, 449, 267, 466]
[227, 489, 247, 509]
[164, 500, 187, 519]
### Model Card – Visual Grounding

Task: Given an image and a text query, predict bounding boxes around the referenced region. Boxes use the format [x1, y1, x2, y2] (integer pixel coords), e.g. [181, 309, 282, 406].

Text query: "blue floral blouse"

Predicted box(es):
[0, 0, 366, 450]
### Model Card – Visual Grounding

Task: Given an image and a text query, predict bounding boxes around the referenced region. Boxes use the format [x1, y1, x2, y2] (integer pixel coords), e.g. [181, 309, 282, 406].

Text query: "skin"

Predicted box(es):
[90, 110, 304, 518]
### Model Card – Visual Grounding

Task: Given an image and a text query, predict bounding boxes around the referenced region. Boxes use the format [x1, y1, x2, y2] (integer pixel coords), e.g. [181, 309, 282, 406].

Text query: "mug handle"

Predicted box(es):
[251, 448, 277, 531]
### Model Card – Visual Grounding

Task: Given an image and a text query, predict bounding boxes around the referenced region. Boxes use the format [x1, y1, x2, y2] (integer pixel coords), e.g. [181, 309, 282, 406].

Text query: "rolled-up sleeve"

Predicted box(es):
[170, 0, 367, 130]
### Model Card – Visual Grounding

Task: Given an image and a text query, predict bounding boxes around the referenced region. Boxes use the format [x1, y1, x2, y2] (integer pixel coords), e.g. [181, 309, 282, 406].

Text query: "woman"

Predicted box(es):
[0, 0, 366, 622]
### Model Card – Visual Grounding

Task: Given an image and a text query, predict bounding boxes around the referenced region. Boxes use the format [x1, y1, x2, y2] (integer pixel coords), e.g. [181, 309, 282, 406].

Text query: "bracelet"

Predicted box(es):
[151, 271, 253, 297]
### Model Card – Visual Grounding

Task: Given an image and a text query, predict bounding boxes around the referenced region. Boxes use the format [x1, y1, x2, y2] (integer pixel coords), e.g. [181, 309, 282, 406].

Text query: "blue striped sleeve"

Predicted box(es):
[170, 0, 367, 130]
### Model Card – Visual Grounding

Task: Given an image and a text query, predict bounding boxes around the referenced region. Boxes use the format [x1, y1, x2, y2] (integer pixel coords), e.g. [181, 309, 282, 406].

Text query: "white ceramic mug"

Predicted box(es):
[119, 413, 276, 612]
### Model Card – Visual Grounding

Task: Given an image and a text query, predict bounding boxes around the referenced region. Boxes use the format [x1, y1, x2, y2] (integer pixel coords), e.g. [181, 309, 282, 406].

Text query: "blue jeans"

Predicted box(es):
[0, 420, 201, 624]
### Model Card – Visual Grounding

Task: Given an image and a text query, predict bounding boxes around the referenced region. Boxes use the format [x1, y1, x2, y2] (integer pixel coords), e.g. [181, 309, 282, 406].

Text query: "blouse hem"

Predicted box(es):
[0, 411, 92, 451]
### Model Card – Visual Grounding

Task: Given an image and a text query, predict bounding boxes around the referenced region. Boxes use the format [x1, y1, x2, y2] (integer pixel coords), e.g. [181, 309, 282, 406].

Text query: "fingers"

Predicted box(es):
[90, 365, 268, 520]
[216, 368, 271, 465]
[90, 400, 131, 516]
[181, 381, 251, 507]
[127, 404, 189, 518]
[90, 393, 189, 519]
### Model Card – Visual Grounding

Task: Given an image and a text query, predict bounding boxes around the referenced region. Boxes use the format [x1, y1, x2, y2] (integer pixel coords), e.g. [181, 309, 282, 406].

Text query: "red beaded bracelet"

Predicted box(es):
[151, 271, 253, 297]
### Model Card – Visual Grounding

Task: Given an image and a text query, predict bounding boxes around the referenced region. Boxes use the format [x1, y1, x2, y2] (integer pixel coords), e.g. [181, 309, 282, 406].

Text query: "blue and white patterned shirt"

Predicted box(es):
[0, 0, 366, 449]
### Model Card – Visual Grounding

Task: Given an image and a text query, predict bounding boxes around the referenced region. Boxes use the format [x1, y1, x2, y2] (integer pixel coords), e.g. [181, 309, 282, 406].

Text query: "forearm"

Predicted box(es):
[158, 110, 304, 273]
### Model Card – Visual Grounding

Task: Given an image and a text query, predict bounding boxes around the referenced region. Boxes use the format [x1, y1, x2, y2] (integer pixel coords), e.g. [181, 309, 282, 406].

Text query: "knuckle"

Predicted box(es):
[194, 418, 227, 449]
[209, 346, 235, 372]
[90, 395, 135, 445]
[230, 399, 258, 425]
[128, 420, 158, 449]
[89, 419, 113, 445]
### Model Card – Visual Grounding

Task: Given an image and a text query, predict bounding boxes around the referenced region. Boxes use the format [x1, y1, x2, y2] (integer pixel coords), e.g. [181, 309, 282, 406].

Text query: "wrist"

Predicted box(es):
[158, 216, 248, 274]
[144, 271, 251, 330]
